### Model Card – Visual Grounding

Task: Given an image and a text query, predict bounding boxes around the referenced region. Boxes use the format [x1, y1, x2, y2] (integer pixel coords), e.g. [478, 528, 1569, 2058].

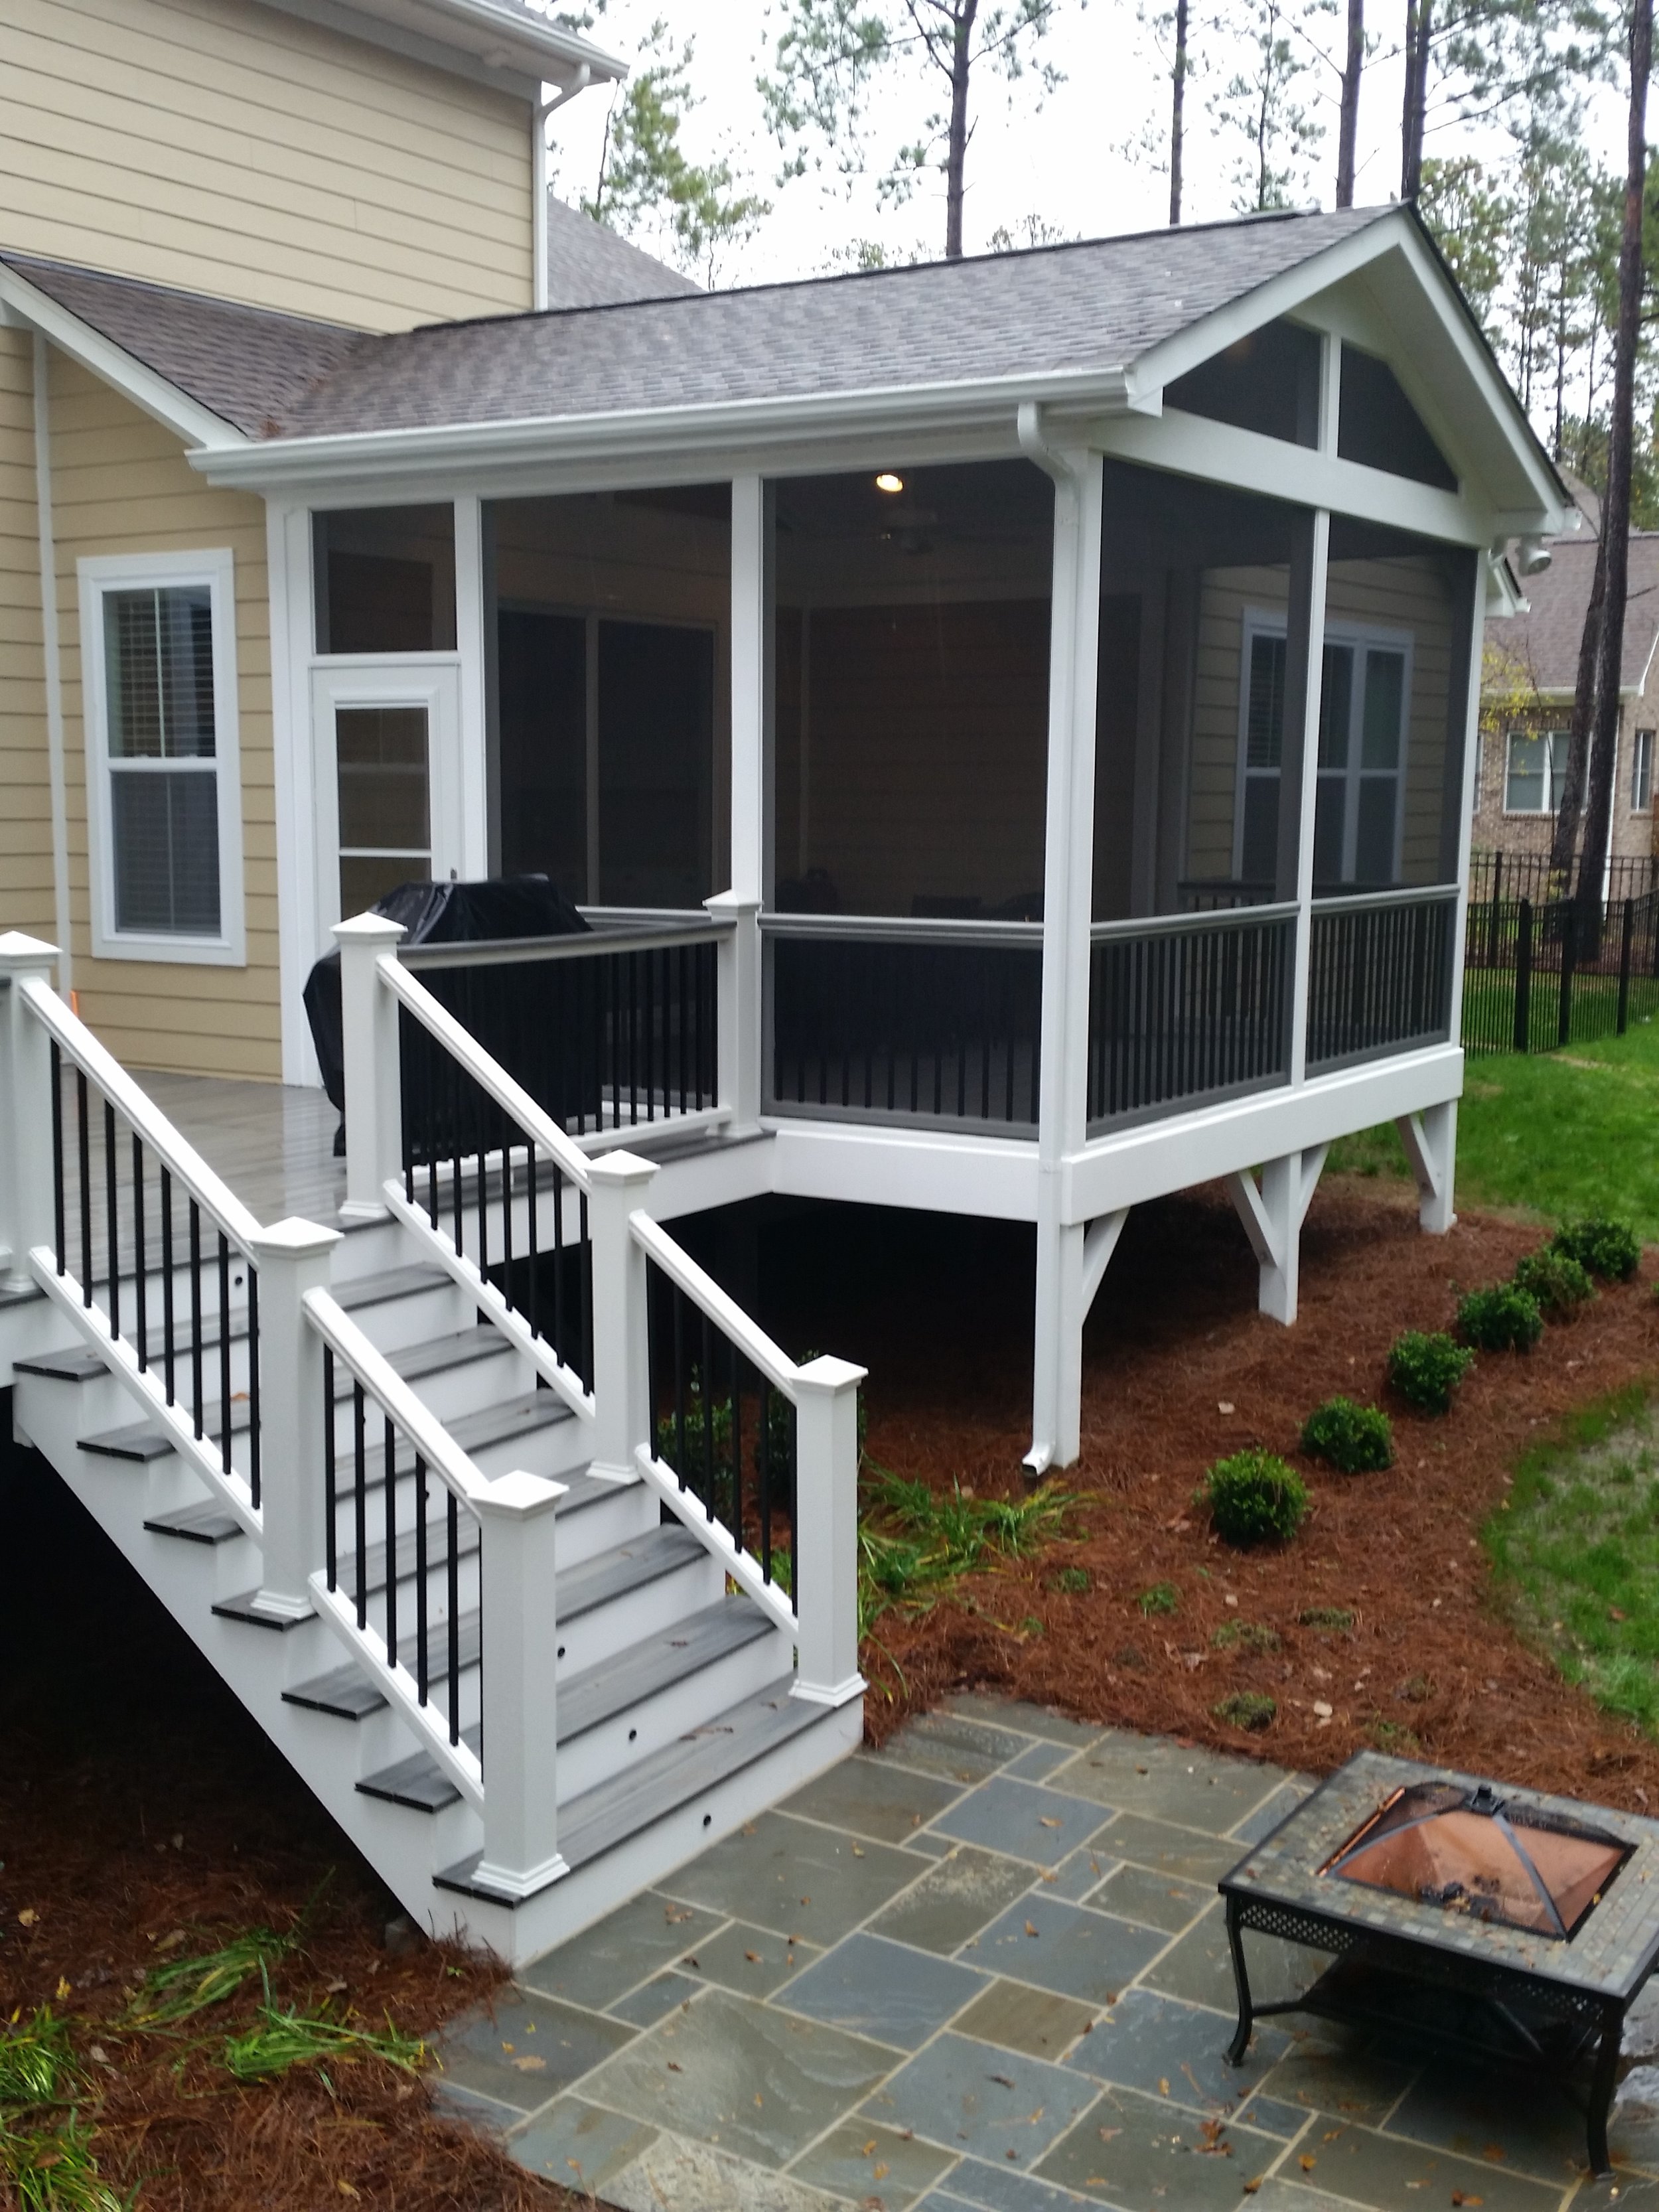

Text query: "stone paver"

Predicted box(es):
[430, 1692, 1656, 2210]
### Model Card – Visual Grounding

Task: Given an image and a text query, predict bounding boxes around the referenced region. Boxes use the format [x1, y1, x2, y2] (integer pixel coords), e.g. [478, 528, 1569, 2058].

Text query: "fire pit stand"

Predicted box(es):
[1218, 1752, 1659, 2175]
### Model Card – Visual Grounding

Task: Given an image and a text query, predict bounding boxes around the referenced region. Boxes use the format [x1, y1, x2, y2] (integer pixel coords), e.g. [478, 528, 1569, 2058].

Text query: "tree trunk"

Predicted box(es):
[944, 0, 977, 259]
[1336, 0, 1363, 206]
[1169, 0, 1189, 224]
[1550, 512, 1607, 876]
[1401, 0, 1431, 201]
[1575, 0, 1652, 919]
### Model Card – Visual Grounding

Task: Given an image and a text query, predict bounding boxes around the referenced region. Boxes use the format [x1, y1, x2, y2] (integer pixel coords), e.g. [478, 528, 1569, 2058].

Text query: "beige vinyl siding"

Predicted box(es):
[1, 0, 532, 331]
[49, 352, 279, 1079]
[1187, 565, 1289, 880]
[0, 334, 53, 942]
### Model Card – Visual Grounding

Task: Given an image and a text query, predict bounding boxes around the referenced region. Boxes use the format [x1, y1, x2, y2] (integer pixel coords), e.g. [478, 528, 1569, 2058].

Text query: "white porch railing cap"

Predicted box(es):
[0, 930, 59, 974]
[794, 1352, 868, 1394]
[249, 1216, 342, 1257]
[586, 1151, 660, 1189]
[334, 913, 407, 946]
[705, 889, 760, 916]
[470, 1468, 569, 1520]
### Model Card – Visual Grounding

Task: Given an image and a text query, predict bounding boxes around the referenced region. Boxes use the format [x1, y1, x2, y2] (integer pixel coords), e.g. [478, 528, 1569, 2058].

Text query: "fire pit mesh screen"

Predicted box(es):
[1319, 1781, 1631, 1941]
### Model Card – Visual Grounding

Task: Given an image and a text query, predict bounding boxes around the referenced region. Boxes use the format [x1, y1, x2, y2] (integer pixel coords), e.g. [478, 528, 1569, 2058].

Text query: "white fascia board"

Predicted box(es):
[189, 363, 1137, 491]
[253, 0, 624, 98]
[764, 1118, 1041, 1223]
[0, 268, 245, 453]
[1089, 406, 1488, 546]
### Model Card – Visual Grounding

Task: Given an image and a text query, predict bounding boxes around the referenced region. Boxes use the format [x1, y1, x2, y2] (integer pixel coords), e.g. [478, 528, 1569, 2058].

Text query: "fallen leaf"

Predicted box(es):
[667, 2061, 682, 2073]
[1313, 1700, 1334, 1719]
[337, 2185, 360, 2201]
[1450, 2195, 1483, 2207]
[745, 1952, 760, 1964]
[851, 1846, 866, 1858]
[1244, 2181, 1262, 2196]
[991, 2073, 1017, 2089]
[510, 2056, 546, 2074]
[1219, 1402, 1235, 1414]
[1482, 2146, 1506, 2163]
[861, 2142, 876, 2158]
[873, 2166, 888, 2181]
[1301, 2155, 1317, 2172]
[54, 1978, 70, 2001]
[755, 2094, 764, 2107]
[1039, 1817, 1062, 1828]
[1159, 2078, 1171, 2096]
[17, 1910, 38, 1929]
[1024, 1921, 1039, 1937]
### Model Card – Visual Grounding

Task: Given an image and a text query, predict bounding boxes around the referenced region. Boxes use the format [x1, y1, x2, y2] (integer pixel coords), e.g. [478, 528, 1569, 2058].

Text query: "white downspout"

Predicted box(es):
[533, 66, 591, 313]
[32, 330, 72, 990]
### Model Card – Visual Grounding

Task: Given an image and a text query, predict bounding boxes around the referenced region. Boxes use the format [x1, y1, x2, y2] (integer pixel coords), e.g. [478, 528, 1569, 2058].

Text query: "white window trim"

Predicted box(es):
[78, 548, 245, 966]
[1632, 726, 1654, 816]
[1502, 726, 1567, 818]
[1232, 608, 1413, 883]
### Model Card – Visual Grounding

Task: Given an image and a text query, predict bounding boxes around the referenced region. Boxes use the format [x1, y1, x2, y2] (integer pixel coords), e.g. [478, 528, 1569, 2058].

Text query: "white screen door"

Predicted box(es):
[310, 664, 463, 940]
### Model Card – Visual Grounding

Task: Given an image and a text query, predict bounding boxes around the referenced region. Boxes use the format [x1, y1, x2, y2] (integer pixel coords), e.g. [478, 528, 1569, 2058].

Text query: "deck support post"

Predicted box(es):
[0, 932, 58, 1294]
[334, 913, 407, 1221]
[1021, 413, 1104, 1477]
[1227, 1144, 1327, 1325]
[1396, 1102, 1457, 1233]
[585, 1151, 659, 1481]
[249, 1216, 342, 1619]
[472, 1469, 569, 1899]
[790, 1353, 868, 1709]
[706, 891, 761, 1130]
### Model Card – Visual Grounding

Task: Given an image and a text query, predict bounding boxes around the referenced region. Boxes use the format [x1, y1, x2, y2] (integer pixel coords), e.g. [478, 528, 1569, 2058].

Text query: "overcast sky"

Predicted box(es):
[545, 1, 1630, 291]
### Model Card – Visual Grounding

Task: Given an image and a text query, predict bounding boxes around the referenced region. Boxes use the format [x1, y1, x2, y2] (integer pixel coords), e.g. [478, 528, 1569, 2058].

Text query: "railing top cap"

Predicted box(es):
[249, 1215, 343, 1254]
[586, 1149, 661, 1187]
[334, 913, 407, 944]
[0, 931, 60, 968]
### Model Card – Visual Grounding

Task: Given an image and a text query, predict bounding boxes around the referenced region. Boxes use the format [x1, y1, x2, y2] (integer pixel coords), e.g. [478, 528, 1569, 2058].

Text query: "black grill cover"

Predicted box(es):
[304, 875, 589, 1139]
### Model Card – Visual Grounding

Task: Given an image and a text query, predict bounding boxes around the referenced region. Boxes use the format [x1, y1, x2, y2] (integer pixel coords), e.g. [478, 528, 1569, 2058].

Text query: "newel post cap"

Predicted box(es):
[793, 1353, 867, 1394]
[248, 1215, 344, 1260]
[705, 889, 760, 919]
[332, 913, 407, 947]
[586, 1150, 660, 1190]
[0, 931, 59, 975]
[472, 1469, 568, 1520]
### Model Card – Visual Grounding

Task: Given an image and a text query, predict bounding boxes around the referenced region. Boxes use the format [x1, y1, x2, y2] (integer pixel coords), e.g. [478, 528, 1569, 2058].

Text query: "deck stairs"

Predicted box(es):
[0, 926, 864, 1968]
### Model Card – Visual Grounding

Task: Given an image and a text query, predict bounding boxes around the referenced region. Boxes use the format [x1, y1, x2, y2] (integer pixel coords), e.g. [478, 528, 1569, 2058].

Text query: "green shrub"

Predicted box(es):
[1211, 1619, 1281, 1655]
[1301, 1396, 1394, 1474]
[1045, 1564, 1093, 1595]
[1137, 1580, 1179, 1616]
[1214, 1690, 1277, 1732]
[1387, 1330, 1474, 1415]
[1299, 1605, 1355, 1632]
[1457, 1283, 1544, 1353]
[1551, 1217, 1641, 1284]
[1513, 1246, 1595, 1318]
[1200, 1451, 1309, 1546]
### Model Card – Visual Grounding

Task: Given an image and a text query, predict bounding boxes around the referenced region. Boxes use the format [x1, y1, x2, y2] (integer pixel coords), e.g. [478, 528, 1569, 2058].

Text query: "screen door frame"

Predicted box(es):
[309, 662, 464, 950]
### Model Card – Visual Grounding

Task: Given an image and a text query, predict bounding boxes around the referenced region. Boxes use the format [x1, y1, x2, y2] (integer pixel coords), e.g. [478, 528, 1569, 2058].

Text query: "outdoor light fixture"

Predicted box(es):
[875, 472, 904, 493]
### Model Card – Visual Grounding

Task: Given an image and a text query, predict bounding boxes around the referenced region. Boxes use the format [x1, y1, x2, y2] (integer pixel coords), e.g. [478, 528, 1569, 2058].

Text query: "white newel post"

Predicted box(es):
[705, 891, 761, 1130]
[584, 1152, 659, 1480]
[334, 913, 406, 1220]
[0, 932, 59, 1294]
[790, 1353, 867, 1708]
[250, 1217, 342, 1619]
[472, 1469, 569, 1899]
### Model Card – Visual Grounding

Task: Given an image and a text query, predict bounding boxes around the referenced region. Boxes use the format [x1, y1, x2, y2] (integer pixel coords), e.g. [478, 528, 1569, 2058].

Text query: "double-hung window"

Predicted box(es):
[80, 552, 243, 964]
[1504, 729, 1567, 815]
[1633, 727, 1654, 814]
[1235, 616, 1410, 889]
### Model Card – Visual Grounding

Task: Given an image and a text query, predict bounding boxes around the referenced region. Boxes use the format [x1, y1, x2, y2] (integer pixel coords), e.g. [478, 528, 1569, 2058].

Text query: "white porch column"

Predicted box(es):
[248, 1216, 341, 1619]
[1022, 419, 1104, 1476]
[584, 1151, 659, 1479]
[790, 1353, 867, 1708]
[0, 932, 59, 1293]
[334, 913, 405, 1220]
[472, 1468, 569, 1899]
[705, 890, 762, 1130]
[730, 474, 770, 903]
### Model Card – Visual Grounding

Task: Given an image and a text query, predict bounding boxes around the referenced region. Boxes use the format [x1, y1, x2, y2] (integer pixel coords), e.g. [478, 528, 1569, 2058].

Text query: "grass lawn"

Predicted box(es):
[1329, 1011, 1659, 1238]
[1484, 1388, 1659, 1733]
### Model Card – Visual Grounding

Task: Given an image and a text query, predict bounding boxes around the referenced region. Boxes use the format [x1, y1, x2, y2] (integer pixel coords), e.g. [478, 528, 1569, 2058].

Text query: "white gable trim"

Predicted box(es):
[0, 268, 247, 453]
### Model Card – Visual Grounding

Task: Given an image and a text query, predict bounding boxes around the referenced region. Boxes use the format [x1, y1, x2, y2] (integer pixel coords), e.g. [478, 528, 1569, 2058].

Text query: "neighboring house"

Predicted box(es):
[0, 0, 1570, 1960]
[1475, 482, 1659, 888]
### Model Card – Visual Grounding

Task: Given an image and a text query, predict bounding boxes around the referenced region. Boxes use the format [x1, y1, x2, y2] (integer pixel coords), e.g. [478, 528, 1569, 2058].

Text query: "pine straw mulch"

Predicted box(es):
[826, 1179, 1659, 1811]
[0, 1461, 583, 2211]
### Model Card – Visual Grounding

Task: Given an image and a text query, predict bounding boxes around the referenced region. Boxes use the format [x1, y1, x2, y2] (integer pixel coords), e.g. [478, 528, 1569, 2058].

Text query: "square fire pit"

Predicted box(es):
[1219, 1751, 1659, 2174]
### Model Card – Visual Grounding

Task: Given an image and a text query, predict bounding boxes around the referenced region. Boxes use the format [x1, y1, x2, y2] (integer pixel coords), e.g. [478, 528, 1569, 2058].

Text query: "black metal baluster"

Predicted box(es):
[324, 1346, 338, 1592]
[579, 1191, 593, 1393]
[247, 1265, 261, 1511]
[415, 1453, 430, 1706]
[446, 1488, 460, 1747]
[104, 1099, 119, 1341]
[76, 1070, 91, 1303]
[132, 1138, 147, 1372]
[475, 1078, 489, 1286]
[526, 1136, 540, 1346]
[353, 1380, 368, 1631]
[188, 1200, 204, 1440]
[218, 1232, 232, 1475]
[384, 1414, 398, 1668]
[161, 1169, 175, 1405]
[450, 1052, 464, 1255]
[50, 1041, 64, 1275]
[758, 1374, 772, 1582]
[731, 1336, 743, 1543]
[700, 1307, 715, 1511]
[673, 1282, 687, 1484]
[500, 1122, 515, 1317]
[551, 1163, 566, 1367]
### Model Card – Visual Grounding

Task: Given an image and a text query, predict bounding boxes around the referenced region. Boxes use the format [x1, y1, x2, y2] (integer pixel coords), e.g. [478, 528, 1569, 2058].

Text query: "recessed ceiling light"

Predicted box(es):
[875, 472, 904, 494]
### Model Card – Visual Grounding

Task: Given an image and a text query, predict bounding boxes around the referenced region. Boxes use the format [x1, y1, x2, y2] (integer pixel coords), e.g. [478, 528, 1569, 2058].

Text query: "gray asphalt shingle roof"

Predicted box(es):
[1491, 532, 1659, 696]
[543, 194, 700, 310]
[5, 206, 1391, 443]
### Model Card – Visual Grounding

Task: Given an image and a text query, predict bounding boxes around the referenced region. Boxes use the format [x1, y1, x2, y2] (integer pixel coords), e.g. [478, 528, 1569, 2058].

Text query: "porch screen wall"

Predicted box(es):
[486, 488, 731, 907]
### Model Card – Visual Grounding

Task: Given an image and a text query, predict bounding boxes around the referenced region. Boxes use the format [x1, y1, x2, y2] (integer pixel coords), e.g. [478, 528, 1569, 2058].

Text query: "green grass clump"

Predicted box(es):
[1201, 1451, 1308, 1546]
[0, 2010, 122, 2212]
[856, 1467, 1071, 1635]
[222, 1976, 426, 2087]
[1299, 1605, 1356, 1632]
[127, 1925, 298, 2025]
[1045, 1564, 1093, 1595]
[1370, 1720, 1422, 1756]
[1484, 1388, 1659, 1733]
[1551, 1216, 1642, 1284]
[1211, 1619, 1281, 1655]
[1137, 1581, 1179, 1616]
[1513, 1246, 1596, 1318]
[1388, 1330, 1474, 1415]
[1213, 1690, 1277, 1732]
[1301, 1397, 1394, 1474]
[1457, 1283, 1544, 1353]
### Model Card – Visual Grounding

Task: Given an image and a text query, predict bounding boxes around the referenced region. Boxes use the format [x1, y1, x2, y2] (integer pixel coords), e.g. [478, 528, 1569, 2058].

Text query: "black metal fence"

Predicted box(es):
[1087, 907, 1295, 1126]
[1469, 850, 1659, 907]
[1463, 892, 1659, 1053]
[1306, 891, 1457, 1073]
[767, 923, 1043, 1128]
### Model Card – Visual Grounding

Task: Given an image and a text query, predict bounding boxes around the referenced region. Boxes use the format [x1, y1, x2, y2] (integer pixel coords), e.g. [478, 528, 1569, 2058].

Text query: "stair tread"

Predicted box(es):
[84, 1384, 573, 1471]
[353, 1596, 780, 1808]
[279, 1511, 700, 1715]
[74, 1324, 522, 1461]
[433, 1677, 830, 1903]
[334, 1262, 455, 1313]
[145, 1500, 244, 1544]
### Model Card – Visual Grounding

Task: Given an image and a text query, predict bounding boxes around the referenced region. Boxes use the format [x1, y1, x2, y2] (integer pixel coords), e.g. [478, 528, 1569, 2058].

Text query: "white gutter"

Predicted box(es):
[192, 363, 1143, 489]
[31, 334, 72, 990]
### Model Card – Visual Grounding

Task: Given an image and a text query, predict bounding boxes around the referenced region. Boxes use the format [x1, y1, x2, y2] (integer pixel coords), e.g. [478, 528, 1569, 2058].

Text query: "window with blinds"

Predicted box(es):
[102, 586, 221, 936]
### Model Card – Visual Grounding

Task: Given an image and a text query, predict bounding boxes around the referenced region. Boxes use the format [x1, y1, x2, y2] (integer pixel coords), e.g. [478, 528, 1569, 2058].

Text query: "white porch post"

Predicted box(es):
[584, 1151, 659, 1480]
[248, 1217, 342, 1619]
[705, 890, 762, 1129]
[0, 932, 59, 1293]
[334, 913, 405, 1220]
[1023, 422, 1104, 1476]
[790, 1353, 867, 1708]
[730, 474, 769, 902]
[471, 1468, 569, 1899]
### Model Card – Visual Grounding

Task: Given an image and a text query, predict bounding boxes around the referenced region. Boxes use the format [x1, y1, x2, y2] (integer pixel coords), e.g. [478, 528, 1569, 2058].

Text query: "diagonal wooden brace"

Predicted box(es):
[1226, 1144, 1328, 1325]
